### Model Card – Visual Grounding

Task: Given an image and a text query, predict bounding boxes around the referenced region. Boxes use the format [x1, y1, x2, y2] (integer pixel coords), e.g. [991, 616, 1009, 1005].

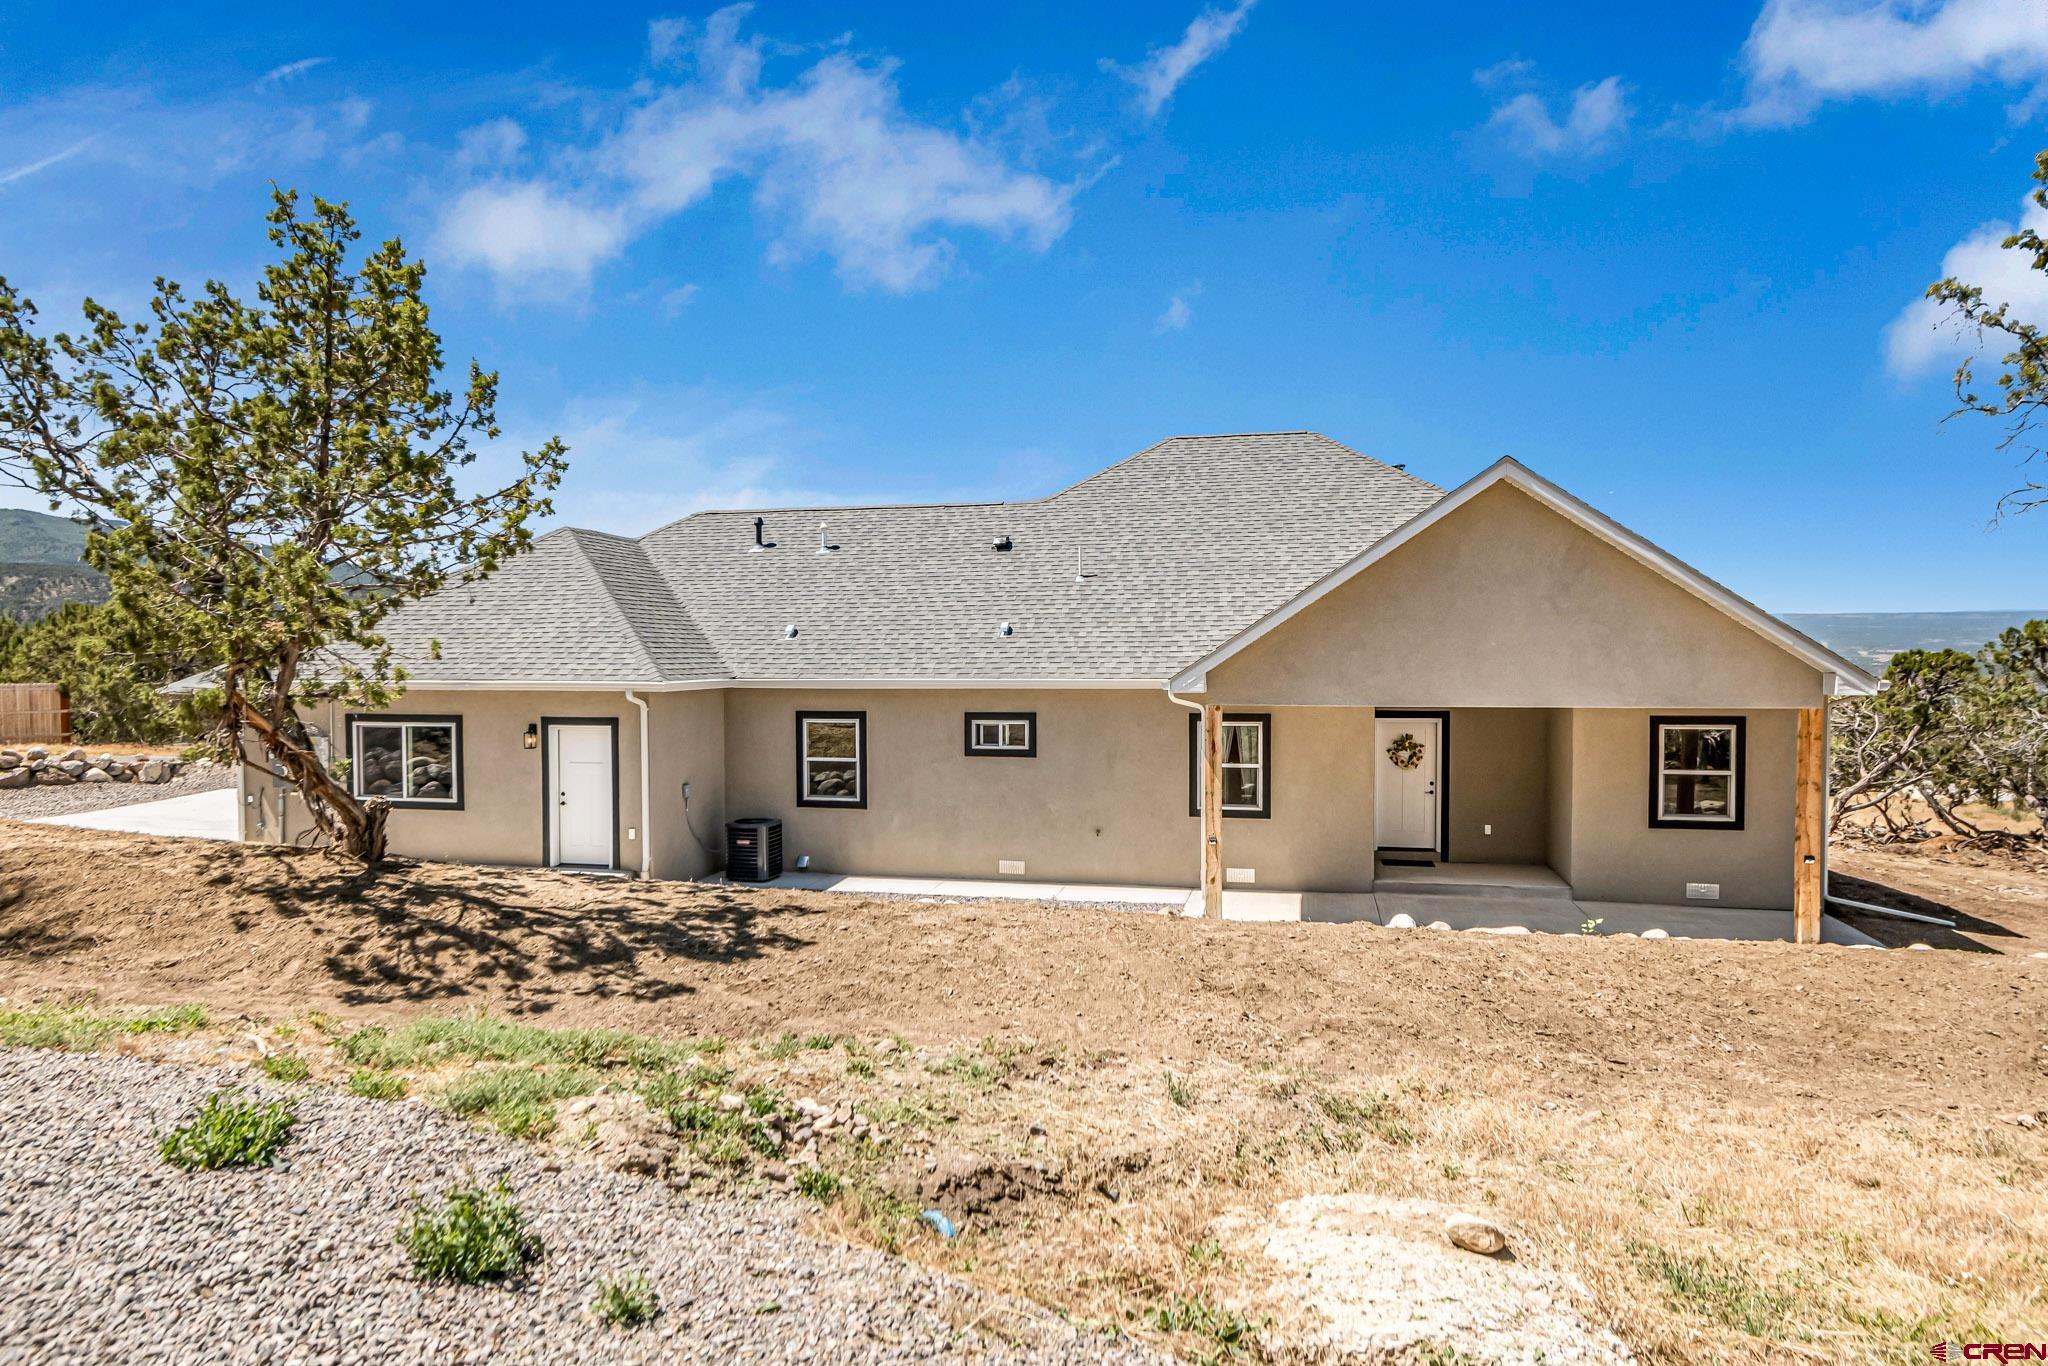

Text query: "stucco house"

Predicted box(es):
[242, 432, 1878, 941]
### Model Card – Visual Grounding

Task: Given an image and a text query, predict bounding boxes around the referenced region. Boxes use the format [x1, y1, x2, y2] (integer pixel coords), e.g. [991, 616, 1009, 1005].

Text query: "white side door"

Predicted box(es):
[550, 723, 614, 867]
[1374, 716, 1440, 852]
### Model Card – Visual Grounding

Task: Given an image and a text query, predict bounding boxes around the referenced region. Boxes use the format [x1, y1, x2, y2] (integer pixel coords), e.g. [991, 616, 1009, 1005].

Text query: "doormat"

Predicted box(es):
[1378, 856, 1436, 867]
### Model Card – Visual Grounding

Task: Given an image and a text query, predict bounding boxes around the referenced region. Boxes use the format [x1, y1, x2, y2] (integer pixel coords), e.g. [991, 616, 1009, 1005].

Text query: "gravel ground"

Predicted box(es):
[0, 1049, 1154, 1365]
[0, 760, 232, 821]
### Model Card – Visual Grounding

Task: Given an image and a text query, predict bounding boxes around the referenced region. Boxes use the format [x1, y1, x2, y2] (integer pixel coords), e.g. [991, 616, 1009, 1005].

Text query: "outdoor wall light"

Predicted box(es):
[523, 723, 539, 750]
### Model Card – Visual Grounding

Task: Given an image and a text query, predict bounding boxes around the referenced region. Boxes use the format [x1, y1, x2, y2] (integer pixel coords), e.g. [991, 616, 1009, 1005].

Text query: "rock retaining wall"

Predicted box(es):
[0, 746, 183, 790]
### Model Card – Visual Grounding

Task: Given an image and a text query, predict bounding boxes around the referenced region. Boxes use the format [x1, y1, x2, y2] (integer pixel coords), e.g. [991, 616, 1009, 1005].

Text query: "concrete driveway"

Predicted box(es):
[28, 787, 240, 842]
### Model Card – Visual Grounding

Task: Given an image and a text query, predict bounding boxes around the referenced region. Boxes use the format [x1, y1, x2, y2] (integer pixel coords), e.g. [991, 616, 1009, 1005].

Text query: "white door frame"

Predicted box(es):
[544, 717, 618, 869]
[1375, 709, 1449, 860]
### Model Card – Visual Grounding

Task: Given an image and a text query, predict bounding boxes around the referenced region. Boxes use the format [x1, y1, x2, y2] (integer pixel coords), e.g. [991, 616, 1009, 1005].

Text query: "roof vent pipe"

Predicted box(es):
[751, 516, 767, 551]
[817, 524, 838, 553]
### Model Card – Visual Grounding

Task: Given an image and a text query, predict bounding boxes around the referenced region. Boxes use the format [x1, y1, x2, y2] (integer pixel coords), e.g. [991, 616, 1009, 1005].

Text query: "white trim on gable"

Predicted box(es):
[1167, 457, 1882, 697]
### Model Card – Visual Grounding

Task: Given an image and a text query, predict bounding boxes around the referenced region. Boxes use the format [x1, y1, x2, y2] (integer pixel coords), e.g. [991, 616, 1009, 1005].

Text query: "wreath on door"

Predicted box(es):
[1386, 732, 1426, 770]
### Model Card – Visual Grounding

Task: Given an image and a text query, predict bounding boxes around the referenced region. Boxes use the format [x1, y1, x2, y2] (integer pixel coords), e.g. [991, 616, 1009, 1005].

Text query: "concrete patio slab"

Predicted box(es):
[705, 867, 1882, 946]
[27, 787, 239, 842]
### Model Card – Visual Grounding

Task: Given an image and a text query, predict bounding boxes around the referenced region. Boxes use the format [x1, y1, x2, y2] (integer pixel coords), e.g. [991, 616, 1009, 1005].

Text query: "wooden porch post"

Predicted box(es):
[1201, 704, 1224, 919]
[1793, 705, 1825, 945]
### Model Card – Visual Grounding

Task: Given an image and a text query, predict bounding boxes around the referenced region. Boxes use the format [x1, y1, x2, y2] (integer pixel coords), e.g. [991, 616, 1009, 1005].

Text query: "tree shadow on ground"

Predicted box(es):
[1828, 871, 2012, 953]
[188, 846, 822, 1013]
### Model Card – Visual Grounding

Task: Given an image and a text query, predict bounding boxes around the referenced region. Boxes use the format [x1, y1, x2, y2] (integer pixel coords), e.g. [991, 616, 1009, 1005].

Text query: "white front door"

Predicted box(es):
[1375, 716, 1441, 853]
[550, 723, 614, 867]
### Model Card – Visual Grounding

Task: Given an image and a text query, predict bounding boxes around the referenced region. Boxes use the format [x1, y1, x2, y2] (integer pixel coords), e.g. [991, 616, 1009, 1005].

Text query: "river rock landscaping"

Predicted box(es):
[0, 1046, 1153, 1365]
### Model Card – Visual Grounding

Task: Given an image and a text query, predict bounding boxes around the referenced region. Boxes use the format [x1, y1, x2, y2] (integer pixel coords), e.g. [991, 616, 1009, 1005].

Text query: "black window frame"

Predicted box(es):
[964, 711, 1037, 758]
[796, 710, 868, 809]
[1648, 714, 1746, 831]
[1186, 711, 1273, 820]
[344, 712, 466, 811]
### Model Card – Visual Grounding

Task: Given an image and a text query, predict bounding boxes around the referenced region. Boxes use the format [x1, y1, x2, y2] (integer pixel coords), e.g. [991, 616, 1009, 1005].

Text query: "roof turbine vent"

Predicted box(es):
[783, 624, 799, 639]
[999, 621, 1013, 638]
[992, 534, 1012, 552]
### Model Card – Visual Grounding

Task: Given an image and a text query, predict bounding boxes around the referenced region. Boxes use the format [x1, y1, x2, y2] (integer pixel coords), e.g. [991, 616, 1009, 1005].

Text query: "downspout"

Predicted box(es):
[625, 689, 652, 879]
[1165, 684, 1206, 903]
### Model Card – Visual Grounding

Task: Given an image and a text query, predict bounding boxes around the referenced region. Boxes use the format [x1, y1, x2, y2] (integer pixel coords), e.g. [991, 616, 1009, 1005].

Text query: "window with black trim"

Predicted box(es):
[348, 715, 462, 807]
[1649, 716, 1745, 829]
[965, 711, 1035, 757]
[1187, 712, 1272, 819]
[797, 711, 867, 807]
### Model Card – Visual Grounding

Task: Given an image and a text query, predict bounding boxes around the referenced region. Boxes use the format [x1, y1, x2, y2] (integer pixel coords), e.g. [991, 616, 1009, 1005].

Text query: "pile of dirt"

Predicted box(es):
[2, 821, 2042, 1115]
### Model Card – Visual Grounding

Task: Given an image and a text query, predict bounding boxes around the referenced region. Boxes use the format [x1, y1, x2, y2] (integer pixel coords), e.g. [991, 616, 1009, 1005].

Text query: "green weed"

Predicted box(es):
[591, 1272, 659, 1329]
[440, 1067, 597, 1138]
[400, 1179, 540, 1284]
[346, 1068, 408, 1100]
[160, 1090, 296, 1170]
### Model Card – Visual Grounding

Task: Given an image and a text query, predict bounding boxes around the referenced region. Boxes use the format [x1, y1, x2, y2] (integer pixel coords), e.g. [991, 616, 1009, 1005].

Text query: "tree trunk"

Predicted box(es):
[229, 680, 389, 865]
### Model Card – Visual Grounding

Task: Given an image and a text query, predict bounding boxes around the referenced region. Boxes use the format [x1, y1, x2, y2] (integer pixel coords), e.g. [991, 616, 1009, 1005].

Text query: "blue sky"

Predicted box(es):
[3, 0, 2046, 610]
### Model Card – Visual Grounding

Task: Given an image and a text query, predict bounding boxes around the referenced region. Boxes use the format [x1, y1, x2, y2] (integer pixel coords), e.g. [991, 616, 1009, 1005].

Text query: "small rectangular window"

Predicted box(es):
[348, 715, 462, 808]
[965, 711, 1036, 757]
[797, 711, 867, 808]
[1649, 715, 1745, 830]
[1187, 712, 1272, 819]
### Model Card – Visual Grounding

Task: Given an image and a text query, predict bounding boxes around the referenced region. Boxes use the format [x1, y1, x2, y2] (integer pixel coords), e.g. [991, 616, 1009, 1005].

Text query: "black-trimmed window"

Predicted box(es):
[1649, 715, 1745, 830]
[797, 711, 867, 808]
[1187, 712, 1272, 819]
[965, 712, 1035, 757]
[346, 714, 463, 808]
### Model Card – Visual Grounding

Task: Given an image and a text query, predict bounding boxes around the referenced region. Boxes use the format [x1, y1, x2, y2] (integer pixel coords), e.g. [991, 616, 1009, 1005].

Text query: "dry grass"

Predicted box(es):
[8, 1006, 2043, 1362]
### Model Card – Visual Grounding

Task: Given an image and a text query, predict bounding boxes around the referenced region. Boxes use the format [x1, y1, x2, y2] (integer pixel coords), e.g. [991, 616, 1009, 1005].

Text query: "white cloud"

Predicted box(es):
[455, 117, 527, 170]
[1102, 0, 1258, 120]
[1736, 0, 2048, 127]
[0, 135, 99, 189]
[433, 182, 630, 292]
[437, 4, 1080, 296]
[257, 57, 330, 90]
[504, 387, 834, 533]
[1472, 58, 1536, 91]
[1885, 193, 2048, 378]
[659, 282, 701, 317]
[1485, 76, 1631, 158]
[1154, 283, 1199, 333]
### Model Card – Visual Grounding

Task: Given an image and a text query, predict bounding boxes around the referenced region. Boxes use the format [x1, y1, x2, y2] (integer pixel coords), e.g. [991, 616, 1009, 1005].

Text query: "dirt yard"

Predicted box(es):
[2, 820, 2044, 1362]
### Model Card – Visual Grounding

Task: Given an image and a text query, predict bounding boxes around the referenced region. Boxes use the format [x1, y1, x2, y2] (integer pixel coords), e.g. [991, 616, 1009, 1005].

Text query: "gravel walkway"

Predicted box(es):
[0, 760, 232, 821]
[0, 1049, 1154, 1365]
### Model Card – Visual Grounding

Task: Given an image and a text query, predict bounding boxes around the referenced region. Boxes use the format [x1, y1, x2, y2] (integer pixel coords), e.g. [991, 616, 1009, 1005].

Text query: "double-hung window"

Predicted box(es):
[1187, 712, 1272, 819]
[965, 712, 1035, 757]
[347, 715, 462, 808]
[797, 711, 867, 808]
[1649, 716, 1744, 829]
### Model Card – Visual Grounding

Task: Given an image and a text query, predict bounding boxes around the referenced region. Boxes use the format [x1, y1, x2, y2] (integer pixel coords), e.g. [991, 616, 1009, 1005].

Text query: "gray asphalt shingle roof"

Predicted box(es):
[375, 432, 1445, 686]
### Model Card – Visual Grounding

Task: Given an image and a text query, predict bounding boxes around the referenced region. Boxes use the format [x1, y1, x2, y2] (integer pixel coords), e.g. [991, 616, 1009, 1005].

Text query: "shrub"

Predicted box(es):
[258, 1053, 310, 1083]
[0, 1003, 208, 1051]
[160, 1090, 297, 1170]
[440, 1067, 596, 1138]
[795, 1167, 842, 1200]
[339, 1015, 702, 1072]
[346, 1068, 408, 1100]
[1151, 1295, 1264, 1356]
[591, 1272, 659, 1329]
[400, 1179, 540, 1284]
[1165, 1072, 1195, 1108]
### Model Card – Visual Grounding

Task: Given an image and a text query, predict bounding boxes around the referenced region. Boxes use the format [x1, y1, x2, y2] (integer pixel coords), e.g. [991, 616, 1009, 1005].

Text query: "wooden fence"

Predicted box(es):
[0, 684, 70, 745]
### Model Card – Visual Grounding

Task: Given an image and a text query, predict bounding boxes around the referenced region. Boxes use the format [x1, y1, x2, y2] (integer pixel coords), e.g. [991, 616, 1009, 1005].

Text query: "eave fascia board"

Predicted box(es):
[388, 676, 1167, 692]
[1168, 457, 1883, 698]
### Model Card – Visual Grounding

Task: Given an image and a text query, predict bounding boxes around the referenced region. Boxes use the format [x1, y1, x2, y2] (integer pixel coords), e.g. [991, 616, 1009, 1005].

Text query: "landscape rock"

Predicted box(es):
[0, 750, 19, 769]
[138, 761, 167, 784]
[23, 746, 46, 760]
[80, 768, 111, 784]
[1220, 1193, 1627, 1365]
[1641, 929, 1670, 940]
[33, 768, 73, 786]
[1384, 913, 1417, 929]
[55, 759, 86, 777]
[0, 767, 29, 789]
[61, 747, 84, 762]
[1445, 1214, 1508, 1255]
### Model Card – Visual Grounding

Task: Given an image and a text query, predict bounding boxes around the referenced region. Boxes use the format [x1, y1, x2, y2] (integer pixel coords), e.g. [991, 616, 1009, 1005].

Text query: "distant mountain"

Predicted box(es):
[0, 509, 105, 622]
[0, 508, 88, 565]
[1780, 611, 2048, 671]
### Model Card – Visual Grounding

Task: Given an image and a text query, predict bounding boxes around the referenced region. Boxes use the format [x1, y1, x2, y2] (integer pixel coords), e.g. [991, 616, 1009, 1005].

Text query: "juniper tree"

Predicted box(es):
[1926, 149, 2048, 517]
[0, 190, 565, 862]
